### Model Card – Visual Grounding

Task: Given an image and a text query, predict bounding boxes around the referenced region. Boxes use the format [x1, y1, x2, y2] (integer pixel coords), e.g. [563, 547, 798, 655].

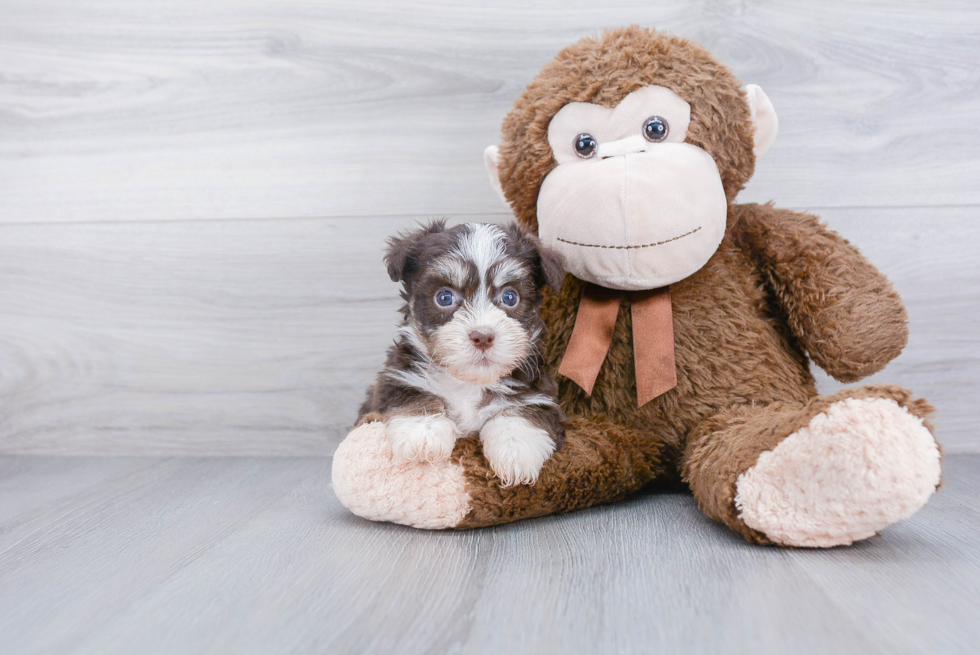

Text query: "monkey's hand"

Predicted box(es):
[732, 202, 908, 382]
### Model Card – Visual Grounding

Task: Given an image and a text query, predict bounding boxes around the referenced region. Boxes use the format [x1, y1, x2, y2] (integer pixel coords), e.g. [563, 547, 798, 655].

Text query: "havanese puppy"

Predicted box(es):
[358, 219, 565, 486]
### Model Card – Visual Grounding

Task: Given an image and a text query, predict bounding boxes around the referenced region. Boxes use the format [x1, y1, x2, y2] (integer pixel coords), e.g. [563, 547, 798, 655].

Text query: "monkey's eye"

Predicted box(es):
[500, 288, 519, 307]
[643, 116, 669, 142]
[435, 289, 457, 307]
[574, 133, 598, 159]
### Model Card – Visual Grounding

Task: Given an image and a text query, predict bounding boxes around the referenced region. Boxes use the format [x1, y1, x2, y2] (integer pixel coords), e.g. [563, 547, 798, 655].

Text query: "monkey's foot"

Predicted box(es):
[332, 422, 472, 529]
[734, 397, 941, 547]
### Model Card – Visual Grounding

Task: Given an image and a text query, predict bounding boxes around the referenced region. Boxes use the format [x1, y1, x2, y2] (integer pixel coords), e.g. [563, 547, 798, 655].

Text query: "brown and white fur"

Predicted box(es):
[358, 220, 565, 486]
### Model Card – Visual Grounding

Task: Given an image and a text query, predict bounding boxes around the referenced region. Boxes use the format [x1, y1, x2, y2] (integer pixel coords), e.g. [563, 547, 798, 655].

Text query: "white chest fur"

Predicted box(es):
[389, 364, 521, 434]
[425, 370, 498, 434]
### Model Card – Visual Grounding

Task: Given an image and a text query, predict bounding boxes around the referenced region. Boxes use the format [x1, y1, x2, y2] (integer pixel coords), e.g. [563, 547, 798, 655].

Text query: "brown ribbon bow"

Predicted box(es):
[557, 284, 677, 407]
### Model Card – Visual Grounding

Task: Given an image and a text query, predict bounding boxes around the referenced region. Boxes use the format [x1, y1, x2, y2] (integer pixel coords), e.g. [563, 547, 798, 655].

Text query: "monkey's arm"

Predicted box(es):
[731, 202, 907, 382]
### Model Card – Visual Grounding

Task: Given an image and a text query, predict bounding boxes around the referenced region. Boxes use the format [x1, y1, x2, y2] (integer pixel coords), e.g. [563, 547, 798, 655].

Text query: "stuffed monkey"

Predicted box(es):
[333, 26, 941, 547]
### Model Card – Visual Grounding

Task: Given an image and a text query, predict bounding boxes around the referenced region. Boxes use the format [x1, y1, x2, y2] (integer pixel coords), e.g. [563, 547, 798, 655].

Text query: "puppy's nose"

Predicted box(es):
[469, 329, 495, 351]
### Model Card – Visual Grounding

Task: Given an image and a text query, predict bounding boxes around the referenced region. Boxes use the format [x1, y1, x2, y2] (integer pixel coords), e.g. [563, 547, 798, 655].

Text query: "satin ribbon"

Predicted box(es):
[558, 283, 677, 407]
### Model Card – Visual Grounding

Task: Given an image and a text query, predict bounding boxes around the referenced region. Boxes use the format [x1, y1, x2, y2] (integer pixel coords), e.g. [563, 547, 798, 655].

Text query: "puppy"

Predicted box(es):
[358, 220, 565, 486]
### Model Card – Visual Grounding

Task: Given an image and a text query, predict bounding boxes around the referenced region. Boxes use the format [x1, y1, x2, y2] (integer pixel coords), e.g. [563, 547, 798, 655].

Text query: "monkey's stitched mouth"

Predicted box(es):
[556, 226, 702, 250]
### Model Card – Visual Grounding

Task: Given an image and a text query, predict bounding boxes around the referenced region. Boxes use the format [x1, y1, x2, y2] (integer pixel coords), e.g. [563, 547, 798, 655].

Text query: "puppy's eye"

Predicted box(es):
[574, 133, 597, 159]
[500, 289, 519, 307]
[643, 116, 669, 142]
[435, 289, 457, 307]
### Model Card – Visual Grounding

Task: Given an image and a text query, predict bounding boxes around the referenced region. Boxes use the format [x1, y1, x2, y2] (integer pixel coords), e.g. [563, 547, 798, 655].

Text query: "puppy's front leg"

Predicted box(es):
[480, 406, 564, 486]
[385, 397, 460, 463]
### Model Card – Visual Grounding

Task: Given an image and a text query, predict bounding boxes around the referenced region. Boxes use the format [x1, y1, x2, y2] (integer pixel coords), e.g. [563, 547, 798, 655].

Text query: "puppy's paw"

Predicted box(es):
[480, 415, 557, 486]
[386, 414, 460, 463]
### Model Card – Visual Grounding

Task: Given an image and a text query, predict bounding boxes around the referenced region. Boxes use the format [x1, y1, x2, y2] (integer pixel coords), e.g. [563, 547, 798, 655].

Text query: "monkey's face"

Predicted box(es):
[536, 85, 726, 290]
[484, 28, 778, 292]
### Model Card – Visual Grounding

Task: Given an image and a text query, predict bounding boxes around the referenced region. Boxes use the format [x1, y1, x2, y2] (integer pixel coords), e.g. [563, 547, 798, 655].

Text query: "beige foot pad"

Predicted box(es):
[735, 398, 941, 547]
[331, 422, 472, 529]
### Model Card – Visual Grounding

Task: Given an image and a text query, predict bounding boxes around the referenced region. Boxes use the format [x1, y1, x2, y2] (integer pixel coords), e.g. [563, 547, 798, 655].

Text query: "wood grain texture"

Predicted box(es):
[1, 0, 978, 223]
[0, 207, 976, 455]
[0, 0, 977, 455]
[0, 454, 977, 654]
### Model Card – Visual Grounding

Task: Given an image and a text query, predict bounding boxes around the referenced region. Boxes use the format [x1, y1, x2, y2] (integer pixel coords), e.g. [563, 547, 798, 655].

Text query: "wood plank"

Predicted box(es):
[0, 206, 976, 455]
[788, 455, 980, 654]
[0, 455, 977, 654]
[0, 457, 162, 549]
[69, 492, 881, 655]
[1, 0, 978, 223]
[0, 457, 327, 655]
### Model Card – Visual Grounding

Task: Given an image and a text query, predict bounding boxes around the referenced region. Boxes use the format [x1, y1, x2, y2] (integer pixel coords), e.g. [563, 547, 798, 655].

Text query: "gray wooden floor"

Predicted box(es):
[2, 1, 979, 653]
[1, 454, 978, 655]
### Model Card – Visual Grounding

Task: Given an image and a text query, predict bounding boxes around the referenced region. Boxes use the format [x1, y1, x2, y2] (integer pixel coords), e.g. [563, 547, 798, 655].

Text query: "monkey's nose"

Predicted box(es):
[598, 135, 648, 159]
[469, 329, 495, 351]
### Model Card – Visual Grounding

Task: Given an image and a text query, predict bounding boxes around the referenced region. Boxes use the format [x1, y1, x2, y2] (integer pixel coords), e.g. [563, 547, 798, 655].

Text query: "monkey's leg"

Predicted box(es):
[682, 385, 942, 547]
[332, 415, 662, 529]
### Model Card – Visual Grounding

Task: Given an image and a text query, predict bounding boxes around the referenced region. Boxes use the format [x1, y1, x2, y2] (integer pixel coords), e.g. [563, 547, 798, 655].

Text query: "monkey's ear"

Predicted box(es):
[745, 84, 778, 158]
[484, 145, 510, 209]
[384, 219, 446, 283]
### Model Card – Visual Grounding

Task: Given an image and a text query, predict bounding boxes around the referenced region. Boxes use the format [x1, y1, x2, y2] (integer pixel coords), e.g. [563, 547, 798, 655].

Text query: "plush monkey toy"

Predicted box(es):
[333, 26, 942, 547]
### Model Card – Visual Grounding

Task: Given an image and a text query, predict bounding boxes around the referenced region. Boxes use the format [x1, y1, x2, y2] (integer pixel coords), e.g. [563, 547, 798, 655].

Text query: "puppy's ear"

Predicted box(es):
[384, 219, 447, 283]
[503, 222, 566, 292]
[536, 243, 566, 291]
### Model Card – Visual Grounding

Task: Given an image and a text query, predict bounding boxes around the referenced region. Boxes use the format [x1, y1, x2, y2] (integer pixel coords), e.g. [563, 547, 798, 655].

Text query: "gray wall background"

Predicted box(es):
[1, 0, 977, 455]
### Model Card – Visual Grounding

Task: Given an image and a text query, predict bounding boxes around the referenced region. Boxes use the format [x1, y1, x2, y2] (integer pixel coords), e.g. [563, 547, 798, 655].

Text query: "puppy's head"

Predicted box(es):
[386, 220, 564, 385]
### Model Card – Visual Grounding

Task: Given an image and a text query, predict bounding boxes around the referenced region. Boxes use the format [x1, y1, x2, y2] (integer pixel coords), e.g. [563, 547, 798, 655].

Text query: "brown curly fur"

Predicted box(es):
[447, 27, 935, 543]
